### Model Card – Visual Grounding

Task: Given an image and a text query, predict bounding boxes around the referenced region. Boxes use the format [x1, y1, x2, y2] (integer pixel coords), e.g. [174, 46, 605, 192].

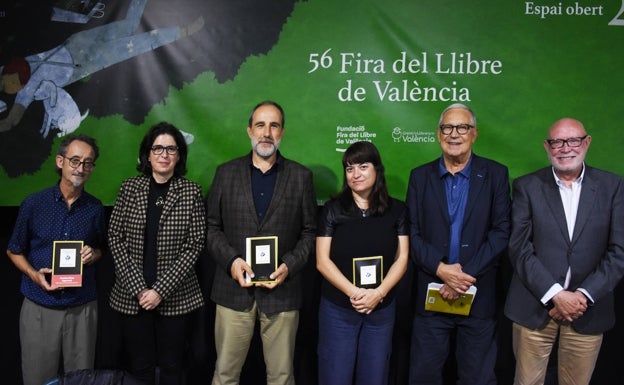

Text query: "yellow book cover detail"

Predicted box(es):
[424, 282, 477, 316]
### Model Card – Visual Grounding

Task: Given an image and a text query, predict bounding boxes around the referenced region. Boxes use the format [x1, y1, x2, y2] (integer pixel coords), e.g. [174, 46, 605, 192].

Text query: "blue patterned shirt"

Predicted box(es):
[8, 184, 106, 307]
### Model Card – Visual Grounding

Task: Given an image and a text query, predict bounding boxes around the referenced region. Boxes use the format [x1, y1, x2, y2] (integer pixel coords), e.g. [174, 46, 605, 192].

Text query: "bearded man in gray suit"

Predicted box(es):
[504, 117, 624, 385]
[205, 100, 317, 385]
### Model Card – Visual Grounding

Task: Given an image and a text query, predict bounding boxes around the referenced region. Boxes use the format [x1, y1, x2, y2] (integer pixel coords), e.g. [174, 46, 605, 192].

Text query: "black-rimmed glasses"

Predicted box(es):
[64, 156, 95, 171]
[439, 124, 474, 135]
[151, 145, 178, 155]
[546, 135, 587, 149]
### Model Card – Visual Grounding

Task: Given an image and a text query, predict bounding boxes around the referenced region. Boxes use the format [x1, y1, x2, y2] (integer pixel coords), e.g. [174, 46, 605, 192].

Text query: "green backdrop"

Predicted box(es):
[1, 0, 623, 205]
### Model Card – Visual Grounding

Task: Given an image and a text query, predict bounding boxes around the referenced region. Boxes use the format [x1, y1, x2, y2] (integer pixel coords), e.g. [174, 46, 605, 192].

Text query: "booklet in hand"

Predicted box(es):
[424, 282, 477, 316]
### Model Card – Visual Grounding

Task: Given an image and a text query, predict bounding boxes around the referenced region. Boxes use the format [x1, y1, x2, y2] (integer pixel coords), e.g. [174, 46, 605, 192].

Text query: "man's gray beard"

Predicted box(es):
[71, 175, 85, 187]
[253, 139, 281, 158]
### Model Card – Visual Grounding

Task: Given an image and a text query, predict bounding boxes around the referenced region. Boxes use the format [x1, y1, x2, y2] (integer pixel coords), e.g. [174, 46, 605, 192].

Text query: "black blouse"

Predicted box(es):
[317, 197, 408, 309]
[144, 176, 171, 286]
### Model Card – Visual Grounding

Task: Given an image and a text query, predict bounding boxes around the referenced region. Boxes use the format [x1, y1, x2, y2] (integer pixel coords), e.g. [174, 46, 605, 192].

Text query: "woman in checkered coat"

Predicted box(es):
[108, 122, 206, 385]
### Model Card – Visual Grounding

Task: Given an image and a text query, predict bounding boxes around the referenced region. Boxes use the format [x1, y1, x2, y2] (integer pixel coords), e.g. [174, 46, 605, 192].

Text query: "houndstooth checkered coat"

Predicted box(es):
[108, 175, 206, 315]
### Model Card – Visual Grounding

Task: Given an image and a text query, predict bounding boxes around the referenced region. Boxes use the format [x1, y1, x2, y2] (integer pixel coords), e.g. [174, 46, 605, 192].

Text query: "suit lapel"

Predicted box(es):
[540, 170, 571, 243]
[160, 177, 179, 223]
[464, 157, 486, 224]
[571, 170, 597, 243]
[428, 162, 450, 225]
[263, 160, 288, 224]
[240, 158, 260, 227]
[136, 176, 150, 227]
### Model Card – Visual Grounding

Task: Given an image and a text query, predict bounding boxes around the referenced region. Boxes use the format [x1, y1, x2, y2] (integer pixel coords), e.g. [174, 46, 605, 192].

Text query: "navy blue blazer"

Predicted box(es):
[406, 154, 511, 318]
[504, 166, 624, 334]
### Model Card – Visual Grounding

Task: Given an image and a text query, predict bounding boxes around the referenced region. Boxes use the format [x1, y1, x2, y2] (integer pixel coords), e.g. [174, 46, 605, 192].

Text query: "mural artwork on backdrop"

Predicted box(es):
[0, 0, 295, 189]
[1, 0, 203, 138]
[1, 0, 623, 205]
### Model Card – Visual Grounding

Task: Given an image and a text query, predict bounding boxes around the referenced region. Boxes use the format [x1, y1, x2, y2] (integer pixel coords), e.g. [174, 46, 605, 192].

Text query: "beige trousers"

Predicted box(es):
[212, 303, 299, 385]
[512, 320, 602, 385]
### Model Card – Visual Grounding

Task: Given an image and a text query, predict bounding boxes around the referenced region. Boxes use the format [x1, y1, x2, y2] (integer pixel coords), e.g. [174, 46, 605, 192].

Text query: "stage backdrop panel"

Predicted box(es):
[1, 0, 623, 205]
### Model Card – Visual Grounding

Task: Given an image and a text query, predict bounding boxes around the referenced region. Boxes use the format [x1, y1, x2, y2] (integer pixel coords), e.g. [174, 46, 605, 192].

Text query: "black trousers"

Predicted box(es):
[121, 310, 189, 385]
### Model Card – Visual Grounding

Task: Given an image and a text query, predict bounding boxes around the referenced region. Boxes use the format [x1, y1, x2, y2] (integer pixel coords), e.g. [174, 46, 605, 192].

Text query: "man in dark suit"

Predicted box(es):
[406, 103, 511, 385]
[205, 100, 317, 385]
[504, 118, 624, 385]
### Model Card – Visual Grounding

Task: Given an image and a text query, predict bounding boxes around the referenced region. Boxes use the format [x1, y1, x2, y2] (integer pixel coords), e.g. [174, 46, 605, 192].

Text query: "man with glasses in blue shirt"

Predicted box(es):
[406, 103, 511, 385]
[504, 118, 624, 385]
[7, 134, 106, 385]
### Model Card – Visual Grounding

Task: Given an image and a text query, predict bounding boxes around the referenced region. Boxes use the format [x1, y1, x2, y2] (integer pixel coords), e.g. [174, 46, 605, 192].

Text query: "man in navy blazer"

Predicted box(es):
[504, 118, 624, 385]
[406, 103, 511, 385]
[205, 100, 317, 385]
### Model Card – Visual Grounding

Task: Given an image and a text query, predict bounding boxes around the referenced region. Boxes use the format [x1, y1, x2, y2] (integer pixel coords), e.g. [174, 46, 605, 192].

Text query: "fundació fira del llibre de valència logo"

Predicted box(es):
[335, 125, 436, 152]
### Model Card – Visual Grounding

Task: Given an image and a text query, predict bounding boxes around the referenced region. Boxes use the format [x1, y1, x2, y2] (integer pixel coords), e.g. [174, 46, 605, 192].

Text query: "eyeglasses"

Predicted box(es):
[439, 124, 474, 135]
[151, 145, 178, 155]
[64, 156, 95, 171]
[545, 135, 587, 149]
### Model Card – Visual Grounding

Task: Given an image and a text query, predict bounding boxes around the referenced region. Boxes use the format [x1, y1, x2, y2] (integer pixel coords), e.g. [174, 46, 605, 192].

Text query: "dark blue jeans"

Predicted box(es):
[317, 297, 395, 385]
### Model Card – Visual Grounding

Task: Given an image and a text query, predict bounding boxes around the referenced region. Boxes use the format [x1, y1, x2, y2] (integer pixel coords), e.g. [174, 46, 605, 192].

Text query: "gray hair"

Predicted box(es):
[438, 103, 476, 127]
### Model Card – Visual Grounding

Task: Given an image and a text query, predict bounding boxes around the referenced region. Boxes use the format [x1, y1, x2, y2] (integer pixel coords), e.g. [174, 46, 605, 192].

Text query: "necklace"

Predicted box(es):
[354, 198, 368, 207]
[155, 196, 164, 206]
[354, 197, 369, 217]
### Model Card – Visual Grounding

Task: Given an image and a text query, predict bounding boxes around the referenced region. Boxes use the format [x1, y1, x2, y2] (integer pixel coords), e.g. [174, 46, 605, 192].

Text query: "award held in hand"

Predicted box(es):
[246, 236, 278, 283]
[51, 240, 84, 287]
[352, 256, 384, 288]
[424, 282, 477, 316]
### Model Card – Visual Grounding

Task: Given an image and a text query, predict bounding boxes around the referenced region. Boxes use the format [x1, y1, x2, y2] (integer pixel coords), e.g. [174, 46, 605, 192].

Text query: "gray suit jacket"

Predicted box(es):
[504, 166, 624, 333]
[205, 152, 317, 313]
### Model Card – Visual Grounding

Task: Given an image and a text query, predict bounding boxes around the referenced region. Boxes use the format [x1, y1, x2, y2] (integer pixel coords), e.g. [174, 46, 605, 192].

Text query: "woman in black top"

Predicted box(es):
[316, 140, 409, 385]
